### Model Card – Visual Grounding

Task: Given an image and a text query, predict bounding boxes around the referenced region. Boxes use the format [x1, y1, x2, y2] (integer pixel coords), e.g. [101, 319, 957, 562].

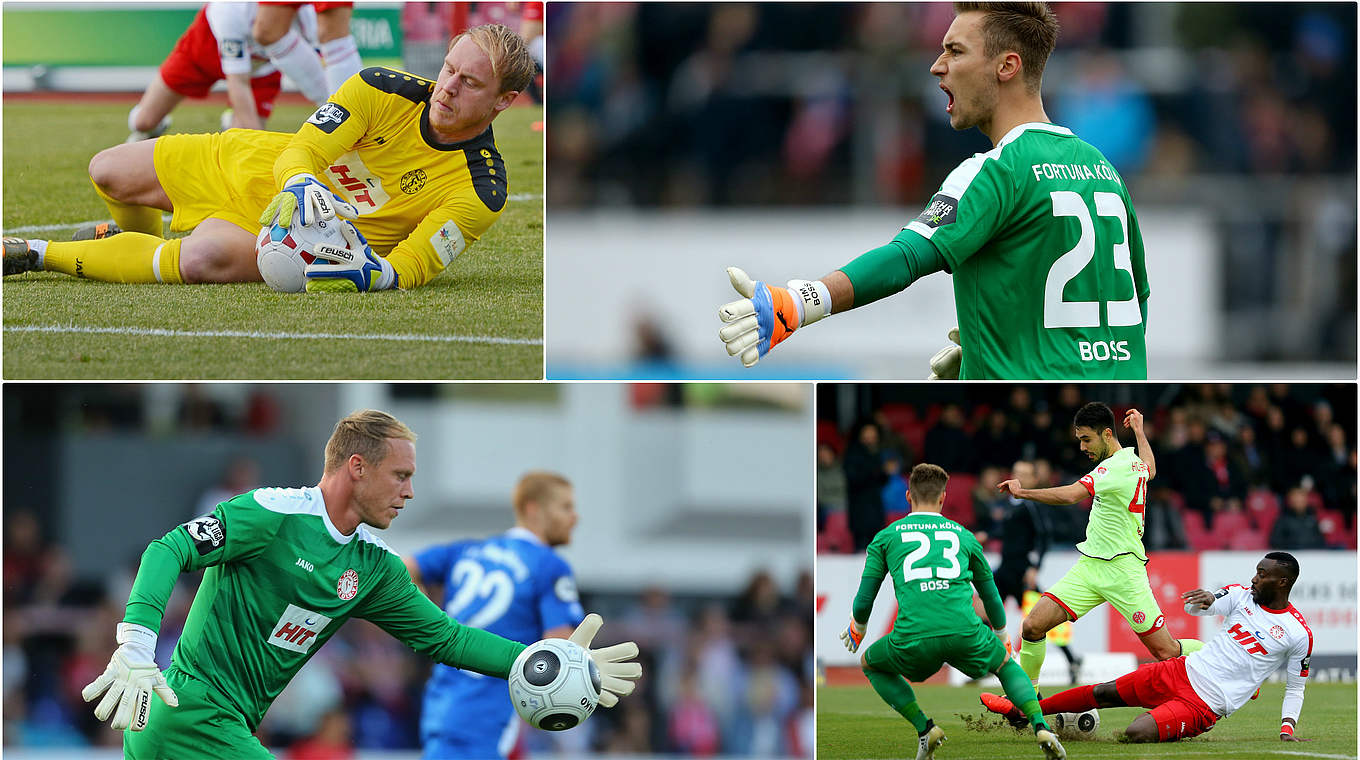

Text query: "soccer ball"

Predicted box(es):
[508, 639, 601, 731]
[1052, 709, 1100, 740]
[254, 218, 350, 293]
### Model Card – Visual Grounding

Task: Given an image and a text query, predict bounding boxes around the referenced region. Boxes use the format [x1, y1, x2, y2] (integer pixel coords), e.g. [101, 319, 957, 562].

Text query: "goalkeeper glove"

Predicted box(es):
[305, 221, 396, 292]
[259, 172, 358, 229]
[839, 619, 865, 653]
[82, 622, 178, 732]
[927, 327, 962, 380]
[568, 613, 642, 708]
[718, 267, 830, 367]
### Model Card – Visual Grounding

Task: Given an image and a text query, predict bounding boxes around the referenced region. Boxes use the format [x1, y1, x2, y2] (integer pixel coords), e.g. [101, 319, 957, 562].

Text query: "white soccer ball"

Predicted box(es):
[1052, 709, 1100, 740]
[254, 217, 350, 293]
[508, 638, 601, 731]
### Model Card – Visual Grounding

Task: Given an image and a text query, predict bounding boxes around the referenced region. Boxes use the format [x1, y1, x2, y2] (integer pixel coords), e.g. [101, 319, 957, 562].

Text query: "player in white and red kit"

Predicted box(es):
[982, 552, 1312, 742]
[128, 2, 329, 141]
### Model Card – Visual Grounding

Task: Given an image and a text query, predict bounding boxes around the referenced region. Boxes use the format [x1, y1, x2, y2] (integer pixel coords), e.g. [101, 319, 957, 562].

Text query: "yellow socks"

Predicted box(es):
[90, 179, 164, 236]
[1019, 636, 1048, 684]
[42, 234, 183, 284]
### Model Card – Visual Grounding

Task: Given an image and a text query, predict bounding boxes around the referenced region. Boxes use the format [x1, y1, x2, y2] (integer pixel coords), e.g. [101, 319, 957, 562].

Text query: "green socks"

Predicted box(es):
[864, 668, 931, 734]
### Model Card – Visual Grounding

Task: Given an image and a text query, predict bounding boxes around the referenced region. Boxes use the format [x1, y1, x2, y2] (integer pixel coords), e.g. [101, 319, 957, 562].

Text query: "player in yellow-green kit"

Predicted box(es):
[4, 23, 533, 291]
[718, 3, 1149, 379]
[79, 410, 641, 759]
[842, 463, 1066, 760]
[988, 402, 1202, 704]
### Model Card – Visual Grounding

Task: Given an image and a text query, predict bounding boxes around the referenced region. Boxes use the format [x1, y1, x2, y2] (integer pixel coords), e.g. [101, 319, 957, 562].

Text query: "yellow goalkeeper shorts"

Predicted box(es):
[153, 130, 292, 236]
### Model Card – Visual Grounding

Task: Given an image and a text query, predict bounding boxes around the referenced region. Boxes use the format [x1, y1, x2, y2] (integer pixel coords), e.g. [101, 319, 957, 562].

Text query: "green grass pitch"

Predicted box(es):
[2, 99, 543, 379]
[819, 681, 1357, 759]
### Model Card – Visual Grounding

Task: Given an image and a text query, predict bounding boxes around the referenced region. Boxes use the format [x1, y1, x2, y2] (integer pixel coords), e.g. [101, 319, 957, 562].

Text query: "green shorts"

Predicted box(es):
[864, 624, 1006, 682]
[1045, 554, 1165, 635]
[124, 665, 273, 760]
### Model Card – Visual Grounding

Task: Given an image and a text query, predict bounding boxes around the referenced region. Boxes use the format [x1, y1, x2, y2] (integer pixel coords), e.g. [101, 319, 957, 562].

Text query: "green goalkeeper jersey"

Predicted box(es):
[123, 487, 523, 731]
[904, 122, 1149, 380]
[853, 512, 995, 642]
[1075, 447, 1151, 562]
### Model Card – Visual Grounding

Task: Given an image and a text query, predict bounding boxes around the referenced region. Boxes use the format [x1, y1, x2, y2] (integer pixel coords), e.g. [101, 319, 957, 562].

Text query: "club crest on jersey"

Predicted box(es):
[1133, 611, 1145, 624]
[308, 103, 351, 134]
[182, 516, 225, 555]
[913, 193, 958, 229]
[337, 568, 359, 600]
[1097, 466, 1107, 475]
[1268, 624, 1286, 641]
[400, 169, 427, 195]
[269, 604, 332, 654]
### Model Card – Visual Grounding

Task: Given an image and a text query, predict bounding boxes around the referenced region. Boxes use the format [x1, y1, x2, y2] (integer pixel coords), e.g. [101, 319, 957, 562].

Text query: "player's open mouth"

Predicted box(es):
[941, 84, 954, 114]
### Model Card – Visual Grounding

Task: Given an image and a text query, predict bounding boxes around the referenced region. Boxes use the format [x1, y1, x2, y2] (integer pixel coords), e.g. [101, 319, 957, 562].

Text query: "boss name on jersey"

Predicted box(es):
[1078, 340, 1132, 362]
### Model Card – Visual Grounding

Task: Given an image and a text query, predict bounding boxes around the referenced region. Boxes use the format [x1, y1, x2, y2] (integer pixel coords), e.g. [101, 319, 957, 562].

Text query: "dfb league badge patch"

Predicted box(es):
[337, 568, 359, 600]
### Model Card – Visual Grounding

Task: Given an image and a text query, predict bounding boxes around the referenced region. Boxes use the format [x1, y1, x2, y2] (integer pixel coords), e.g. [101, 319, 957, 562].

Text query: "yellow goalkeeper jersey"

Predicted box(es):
[270, 67, 510, 287]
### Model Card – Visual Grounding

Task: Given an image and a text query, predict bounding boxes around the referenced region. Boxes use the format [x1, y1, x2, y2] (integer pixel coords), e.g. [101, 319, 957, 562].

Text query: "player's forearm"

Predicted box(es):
[832, 232, 948, 312]
[445, 623, 527, 678]
[224, 75, 263, 130]
[1015, 483, 1087, 505]
[122, 533, 192, 633]
[1134, 433, 1157, 479]
[974, 577, 1006, 630]
[851, 567, 886, 625]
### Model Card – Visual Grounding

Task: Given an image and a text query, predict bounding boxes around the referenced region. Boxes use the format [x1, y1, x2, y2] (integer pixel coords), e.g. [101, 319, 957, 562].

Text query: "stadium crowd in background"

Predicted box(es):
[817, 384, 1357, 555]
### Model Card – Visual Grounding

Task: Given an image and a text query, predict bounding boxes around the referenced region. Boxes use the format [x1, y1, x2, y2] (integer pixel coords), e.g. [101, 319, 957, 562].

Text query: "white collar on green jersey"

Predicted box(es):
[997, 122, 1075, 149]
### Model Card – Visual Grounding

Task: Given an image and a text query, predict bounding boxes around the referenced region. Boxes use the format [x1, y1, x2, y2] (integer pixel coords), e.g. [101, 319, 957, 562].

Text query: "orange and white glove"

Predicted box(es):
[718, 267, 830, 367]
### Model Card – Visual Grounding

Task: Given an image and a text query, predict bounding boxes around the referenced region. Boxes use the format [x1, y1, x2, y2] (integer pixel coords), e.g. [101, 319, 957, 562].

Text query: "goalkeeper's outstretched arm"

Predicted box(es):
[997, 479, 1089, 506]
[719, 230, 948, 367]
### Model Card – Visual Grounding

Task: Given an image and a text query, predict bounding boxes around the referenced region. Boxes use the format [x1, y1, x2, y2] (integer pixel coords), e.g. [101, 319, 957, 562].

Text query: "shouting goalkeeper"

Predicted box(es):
[4, 24, 531, 292]
[81, 409, 641, 759]
[717, 3, 1150, 379]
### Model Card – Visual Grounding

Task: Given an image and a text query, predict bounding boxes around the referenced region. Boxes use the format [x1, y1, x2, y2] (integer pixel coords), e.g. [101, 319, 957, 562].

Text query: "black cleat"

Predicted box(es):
[71, 221, 122, 241]
[3, 237, 38, 276]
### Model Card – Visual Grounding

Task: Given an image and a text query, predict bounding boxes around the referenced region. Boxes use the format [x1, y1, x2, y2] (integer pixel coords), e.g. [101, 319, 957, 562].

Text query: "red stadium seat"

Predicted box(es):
[817, 420, 844, 454]
[821, 511, 853, 553]
[1181, 509, 1221, 551]
[1317, 509, 1348, 548]
[942, 473, 978, 528]
[1212, 509, 1251, 537]
[878, 402, 918, 430]
[1227, 526, 1269, 551]
[1245, 489, 1280, 532]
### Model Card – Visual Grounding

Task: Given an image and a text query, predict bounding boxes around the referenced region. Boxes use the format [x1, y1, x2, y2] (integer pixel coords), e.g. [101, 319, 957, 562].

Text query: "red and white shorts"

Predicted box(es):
[1114, 656, 1219, 741]
[159, 7, 281, 119]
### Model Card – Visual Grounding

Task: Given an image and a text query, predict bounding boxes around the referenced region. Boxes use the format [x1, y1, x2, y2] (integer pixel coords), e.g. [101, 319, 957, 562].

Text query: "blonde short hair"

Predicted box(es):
[512, 471, 571, 517]
[324, 410, 417, 473]
[451, 23, 534, 95]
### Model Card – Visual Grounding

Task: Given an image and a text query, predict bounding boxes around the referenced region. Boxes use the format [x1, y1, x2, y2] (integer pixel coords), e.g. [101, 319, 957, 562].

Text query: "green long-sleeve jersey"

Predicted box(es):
[124, 487, 524, 731]
[853, 512, 1005, 642]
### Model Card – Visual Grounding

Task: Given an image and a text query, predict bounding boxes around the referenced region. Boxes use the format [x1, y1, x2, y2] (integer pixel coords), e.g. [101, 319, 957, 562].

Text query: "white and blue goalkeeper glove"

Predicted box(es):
[718, 267, 830, 367]
[305, 220, 396, 293]
[82, 622, 178, 732]
[259, 172, 358, 229]
[568, 613, 642, 708]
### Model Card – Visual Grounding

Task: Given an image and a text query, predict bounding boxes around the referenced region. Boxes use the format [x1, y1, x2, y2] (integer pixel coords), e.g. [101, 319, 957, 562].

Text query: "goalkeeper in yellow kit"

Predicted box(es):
[4, 24, 532, 292]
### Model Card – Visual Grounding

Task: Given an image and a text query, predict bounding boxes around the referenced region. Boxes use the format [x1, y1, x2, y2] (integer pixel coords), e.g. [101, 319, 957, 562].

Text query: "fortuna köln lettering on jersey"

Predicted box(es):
[1029, 162, 1122, 183]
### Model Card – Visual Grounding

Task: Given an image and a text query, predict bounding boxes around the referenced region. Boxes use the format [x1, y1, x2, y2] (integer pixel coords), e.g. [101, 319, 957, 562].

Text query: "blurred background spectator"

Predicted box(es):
[817, 383, 1356, 556]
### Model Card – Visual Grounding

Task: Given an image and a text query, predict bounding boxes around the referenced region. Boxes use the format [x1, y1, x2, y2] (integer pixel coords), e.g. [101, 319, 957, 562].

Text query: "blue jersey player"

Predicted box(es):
[404, 471, 585, 759]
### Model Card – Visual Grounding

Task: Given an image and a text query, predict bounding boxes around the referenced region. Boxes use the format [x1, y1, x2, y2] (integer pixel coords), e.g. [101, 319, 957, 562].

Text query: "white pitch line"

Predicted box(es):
[5, 195, 544, 236]
[6, 324, 542, 346]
